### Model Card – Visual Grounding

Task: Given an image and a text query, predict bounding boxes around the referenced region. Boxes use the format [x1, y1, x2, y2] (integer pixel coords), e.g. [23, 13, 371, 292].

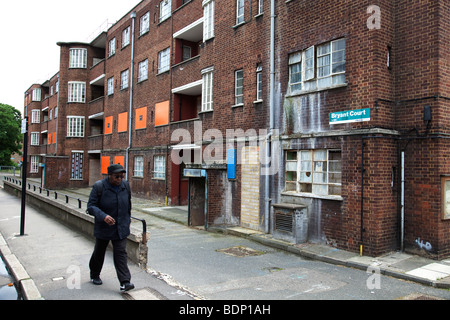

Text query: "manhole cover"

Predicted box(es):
[216, 246, 265, 257]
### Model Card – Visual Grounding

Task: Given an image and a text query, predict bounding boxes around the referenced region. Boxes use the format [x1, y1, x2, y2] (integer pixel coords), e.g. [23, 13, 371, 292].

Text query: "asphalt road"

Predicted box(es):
[145, 214, 450, 300]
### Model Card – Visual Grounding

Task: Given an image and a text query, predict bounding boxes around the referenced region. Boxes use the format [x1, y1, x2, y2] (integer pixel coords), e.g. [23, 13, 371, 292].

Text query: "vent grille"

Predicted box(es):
[274, 210, 293, 233]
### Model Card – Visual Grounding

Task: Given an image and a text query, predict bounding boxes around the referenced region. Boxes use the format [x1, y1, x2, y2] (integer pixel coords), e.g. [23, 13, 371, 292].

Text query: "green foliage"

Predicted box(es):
[0, 103, 22, 166]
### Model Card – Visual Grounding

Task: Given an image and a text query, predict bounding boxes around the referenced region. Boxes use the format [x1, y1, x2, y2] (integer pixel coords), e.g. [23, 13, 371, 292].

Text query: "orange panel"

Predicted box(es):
[155, 101, 169, 126]
[53, 132, 56, 144]
[104, 116, 113, 135]
[47, 134, 52, 145]
[101, 156, 110, 174]
[135, 107, 147, 130]
[118, 112, 128, 133]
[114, 156, 125, 167]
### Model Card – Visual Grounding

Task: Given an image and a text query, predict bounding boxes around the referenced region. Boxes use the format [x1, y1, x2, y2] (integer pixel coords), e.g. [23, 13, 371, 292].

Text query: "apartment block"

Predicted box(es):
[24, 0, 450, 259]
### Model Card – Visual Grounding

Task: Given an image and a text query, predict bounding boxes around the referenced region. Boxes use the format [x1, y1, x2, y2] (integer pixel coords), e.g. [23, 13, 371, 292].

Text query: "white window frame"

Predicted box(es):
[68, 82, 86, 103]
[120, 69, 129, 90]
[153, 155, 165, 180]
[258, 0, 263, 15]
[234, 69, 244, 106]
[71, 151, 84, 180]
[31, 109, 40, 123]
[201, 67, 214, 112]
[134, 156, 144, 177]
[288, 38, 346, 95]
[285, 149, 342, 197]
[256, 64, 263, 101]
[236, 0, 245, 24]
[108, 38, 116, 57]
[159, 0, 171, 22]
[203, 0, 215, 41]
[158, 48, 170, 74]
[30, 132, 40, 146]
[122, 27, 130, 48]
[140, 12, 150, 36]
[138, 59, 148, 82]
[69, 48, 87, 68]
[107, 77, 114, 95]
[32, 88, 41, 102]
[67, 116, 85, 138]
[30, 156, 39, 173]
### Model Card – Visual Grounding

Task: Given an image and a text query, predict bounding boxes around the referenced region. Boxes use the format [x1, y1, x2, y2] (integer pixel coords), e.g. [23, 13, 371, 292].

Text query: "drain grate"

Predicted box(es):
[216, 246, 265, 257]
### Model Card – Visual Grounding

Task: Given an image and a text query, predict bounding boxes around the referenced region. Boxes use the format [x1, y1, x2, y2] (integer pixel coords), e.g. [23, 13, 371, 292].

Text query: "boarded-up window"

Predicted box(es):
[135, 107, 147, 129]
[155, 101, 169, 126]
[118, 112, 128, 133]
[101, 156, 110, 174]
[104, 116, 113, 135]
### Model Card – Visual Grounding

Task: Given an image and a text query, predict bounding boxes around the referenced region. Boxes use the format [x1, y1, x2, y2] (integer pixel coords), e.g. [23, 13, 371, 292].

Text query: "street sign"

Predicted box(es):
[329, 108, 371, 124]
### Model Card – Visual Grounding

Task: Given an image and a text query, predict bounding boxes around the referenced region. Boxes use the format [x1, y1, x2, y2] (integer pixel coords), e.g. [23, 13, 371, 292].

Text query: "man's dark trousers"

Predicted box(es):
[89, 238, 131, 284]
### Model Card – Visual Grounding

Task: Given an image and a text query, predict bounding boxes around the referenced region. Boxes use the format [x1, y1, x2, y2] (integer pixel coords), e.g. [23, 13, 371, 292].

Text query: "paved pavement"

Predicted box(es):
[1, 175, 450, 301]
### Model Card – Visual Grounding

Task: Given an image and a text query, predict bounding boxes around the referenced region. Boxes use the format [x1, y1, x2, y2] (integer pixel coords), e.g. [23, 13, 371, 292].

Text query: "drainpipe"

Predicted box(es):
[400, 150, 405, 251]
[264, 0, 276, 234]
[126, 11, 136, 180]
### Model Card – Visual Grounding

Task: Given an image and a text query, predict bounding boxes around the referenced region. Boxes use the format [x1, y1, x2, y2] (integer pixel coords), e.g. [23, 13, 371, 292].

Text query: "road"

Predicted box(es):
[145, 214, 450, 300]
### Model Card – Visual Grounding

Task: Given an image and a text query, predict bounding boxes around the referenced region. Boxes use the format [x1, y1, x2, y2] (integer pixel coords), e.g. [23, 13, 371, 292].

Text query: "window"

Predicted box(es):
[67, 116, 85, 137]
[71, 152, 84, 180]
[68, 82, 86, 103]
[288, 38, 346, 95]
[122, 27, 130, 48]
[30, 156, 39, 173]
[120, 69, 129, 90]
[182, 46, 191, 61]
[158, 48, 170, 73]
[285, 149, 341, 196]
[154, 155, 165, 179]
[55, 107, 58, 119]
[69, 48, 87, 68]
[442, 177, 450, 220]
[234, 69, 244, 105]
[31, 132, 40, 146]
[134, 156, 144, 177]
[108, 38, 116, 57]
[140, 12, 150, 35]
[203, 0, 215, 41]
[138, 59, 148, 82]
[258, 0, 263, 15]
[256, 64, 263, 101]
[32, 88, 41, 102]
[236, 0, 245, 24]
[159, 0, 171, 22]
[201, 67, 213, 112]
[107, 77, 114, 95]
[31, 110, 40, 123]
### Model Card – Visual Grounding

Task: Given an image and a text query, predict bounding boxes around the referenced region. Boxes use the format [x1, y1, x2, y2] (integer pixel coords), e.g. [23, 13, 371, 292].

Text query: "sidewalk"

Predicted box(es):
[0, 182, 194, 300]
[2, 176, 450, 301]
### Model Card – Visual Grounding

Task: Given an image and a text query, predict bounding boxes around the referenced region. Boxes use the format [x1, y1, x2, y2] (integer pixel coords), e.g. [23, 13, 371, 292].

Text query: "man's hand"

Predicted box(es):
[104, 215, 116, 226]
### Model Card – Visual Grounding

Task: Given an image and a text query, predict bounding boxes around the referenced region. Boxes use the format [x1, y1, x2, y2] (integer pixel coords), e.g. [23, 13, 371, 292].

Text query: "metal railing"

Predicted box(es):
[3, 176, 147, 242]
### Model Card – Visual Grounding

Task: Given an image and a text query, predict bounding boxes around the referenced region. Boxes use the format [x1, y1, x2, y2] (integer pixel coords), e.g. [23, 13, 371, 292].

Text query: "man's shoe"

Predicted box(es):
[91, 277, 103, 285]
[120, 282, 135, 292]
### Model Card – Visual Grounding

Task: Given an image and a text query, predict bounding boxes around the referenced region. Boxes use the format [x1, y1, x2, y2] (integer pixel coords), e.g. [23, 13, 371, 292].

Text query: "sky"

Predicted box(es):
[0, 0, 142, 116]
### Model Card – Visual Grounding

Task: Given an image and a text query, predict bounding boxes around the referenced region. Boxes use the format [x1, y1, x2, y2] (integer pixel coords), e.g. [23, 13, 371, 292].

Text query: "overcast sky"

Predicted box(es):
[0, 0, 142, 116]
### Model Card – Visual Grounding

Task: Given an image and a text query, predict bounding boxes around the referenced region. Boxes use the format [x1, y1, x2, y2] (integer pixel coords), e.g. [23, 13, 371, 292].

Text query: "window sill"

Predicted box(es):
[231, 103, 244, 109]
[287, 82, 348, 98]
[281, 191, 343, 201]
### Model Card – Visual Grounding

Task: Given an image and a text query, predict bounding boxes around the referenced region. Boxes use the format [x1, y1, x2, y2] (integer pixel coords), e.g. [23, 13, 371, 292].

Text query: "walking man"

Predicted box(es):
[87, 164, 135, 292]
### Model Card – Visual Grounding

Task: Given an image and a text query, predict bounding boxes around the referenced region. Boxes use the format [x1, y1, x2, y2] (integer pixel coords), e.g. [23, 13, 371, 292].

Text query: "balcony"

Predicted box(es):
[88, 96, 104, 117]
[171, 80, 202, 122]
[88, 134, 103, 152]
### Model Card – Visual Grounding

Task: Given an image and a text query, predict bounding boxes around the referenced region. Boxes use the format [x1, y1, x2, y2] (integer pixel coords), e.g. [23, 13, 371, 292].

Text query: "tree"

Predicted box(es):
[0, 103, 22, 166]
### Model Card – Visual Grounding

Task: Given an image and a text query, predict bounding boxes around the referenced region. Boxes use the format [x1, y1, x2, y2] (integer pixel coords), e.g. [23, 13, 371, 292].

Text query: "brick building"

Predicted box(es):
[24, 0, 450, 259]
